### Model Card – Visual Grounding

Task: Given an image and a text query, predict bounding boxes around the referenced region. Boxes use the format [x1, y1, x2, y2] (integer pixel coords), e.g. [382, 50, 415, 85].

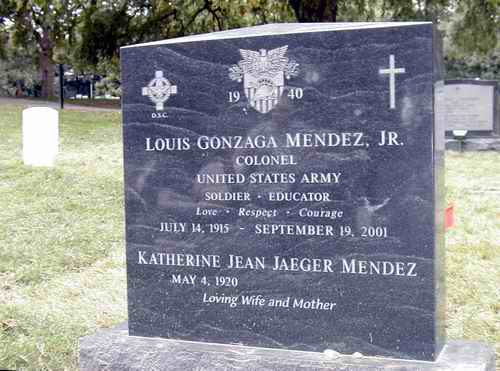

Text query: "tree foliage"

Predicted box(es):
[0, 0, 498, 96]
[76, 0, 294, 69]
[450, 0, 498, 56]
[0, 44, 38, 96]
[1, 0, 84, 97]
[440, 0, 499, 79]
[289, 0, 451, 23]
[0, 0, 16, 59]
[0, 1, 38, 95]
[445, 51, 499, 80]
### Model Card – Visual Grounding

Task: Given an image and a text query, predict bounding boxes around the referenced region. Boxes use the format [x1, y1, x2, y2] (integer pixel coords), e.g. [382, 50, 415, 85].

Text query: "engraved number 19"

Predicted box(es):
[228, 91, 240, 103]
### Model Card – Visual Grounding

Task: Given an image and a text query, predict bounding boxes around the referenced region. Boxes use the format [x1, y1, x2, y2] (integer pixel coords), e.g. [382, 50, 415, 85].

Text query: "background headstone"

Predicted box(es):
[436, 80, 498, 136]
[22, 107, 59, 167]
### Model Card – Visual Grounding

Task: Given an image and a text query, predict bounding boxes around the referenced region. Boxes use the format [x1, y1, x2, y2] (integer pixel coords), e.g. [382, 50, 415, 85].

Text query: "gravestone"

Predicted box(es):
[80, 23, 495, 370]
[438, 80, 498, 135]
[122, 20, 443, 359]
[435, 80, 500, 150]
[22, 107, 59, 167]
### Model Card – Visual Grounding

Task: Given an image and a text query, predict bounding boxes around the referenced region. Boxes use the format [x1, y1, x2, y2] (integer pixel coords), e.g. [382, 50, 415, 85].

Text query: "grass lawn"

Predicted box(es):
[0, 106, 126, 370]
[445, 151, 500, 362]
[18, 96, 121, 110]
[0, 105, 499, 370]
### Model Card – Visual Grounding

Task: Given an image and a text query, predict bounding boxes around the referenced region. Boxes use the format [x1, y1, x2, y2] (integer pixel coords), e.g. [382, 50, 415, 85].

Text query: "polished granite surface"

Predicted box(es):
[120, 23, 444, 361]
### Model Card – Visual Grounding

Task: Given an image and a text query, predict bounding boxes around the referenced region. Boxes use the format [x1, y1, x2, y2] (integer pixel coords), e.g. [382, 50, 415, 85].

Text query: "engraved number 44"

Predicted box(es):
[287, 87, 303, 100]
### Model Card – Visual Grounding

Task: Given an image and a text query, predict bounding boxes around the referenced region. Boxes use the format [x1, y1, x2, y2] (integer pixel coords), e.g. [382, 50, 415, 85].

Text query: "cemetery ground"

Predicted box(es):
[0, 97, 120, 112]
[0, 105, 498, 370]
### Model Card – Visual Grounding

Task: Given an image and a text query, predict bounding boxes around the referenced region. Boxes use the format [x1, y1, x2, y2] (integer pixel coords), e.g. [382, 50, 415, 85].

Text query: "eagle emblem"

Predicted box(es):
[229, 46, 299, 114]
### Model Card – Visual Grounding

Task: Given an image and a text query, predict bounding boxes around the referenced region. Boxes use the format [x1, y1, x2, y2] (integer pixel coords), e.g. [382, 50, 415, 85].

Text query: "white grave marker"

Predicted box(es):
[22, 107, 59, 167]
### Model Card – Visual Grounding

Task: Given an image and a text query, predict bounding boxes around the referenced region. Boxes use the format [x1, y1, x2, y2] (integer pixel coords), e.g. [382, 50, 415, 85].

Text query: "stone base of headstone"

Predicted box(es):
[446, 137, 500, 151]
[79, 323, 495, 371]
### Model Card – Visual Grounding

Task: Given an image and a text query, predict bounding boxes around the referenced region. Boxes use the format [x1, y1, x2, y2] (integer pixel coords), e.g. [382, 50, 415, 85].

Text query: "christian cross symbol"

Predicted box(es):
[379, 54, 406, 109]
[142, 71, 177, 111]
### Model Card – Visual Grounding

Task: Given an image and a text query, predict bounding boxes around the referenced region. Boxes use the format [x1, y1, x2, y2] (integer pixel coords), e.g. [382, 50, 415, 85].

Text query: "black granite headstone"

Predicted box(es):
[120, 22, 445, 362]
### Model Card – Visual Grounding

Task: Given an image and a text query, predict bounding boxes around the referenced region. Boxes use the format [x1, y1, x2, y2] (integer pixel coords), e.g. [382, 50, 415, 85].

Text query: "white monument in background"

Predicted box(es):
[22, 107, 59, 167]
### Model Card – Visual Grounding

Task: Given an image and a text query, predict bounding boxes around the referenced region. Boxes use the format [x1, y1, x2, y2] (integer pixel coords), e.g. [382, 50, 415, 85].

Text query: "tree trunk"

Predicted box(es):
[39, 27, 54, 98]
[15, 80, 23, 97]
[289, 0, 338, 22]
